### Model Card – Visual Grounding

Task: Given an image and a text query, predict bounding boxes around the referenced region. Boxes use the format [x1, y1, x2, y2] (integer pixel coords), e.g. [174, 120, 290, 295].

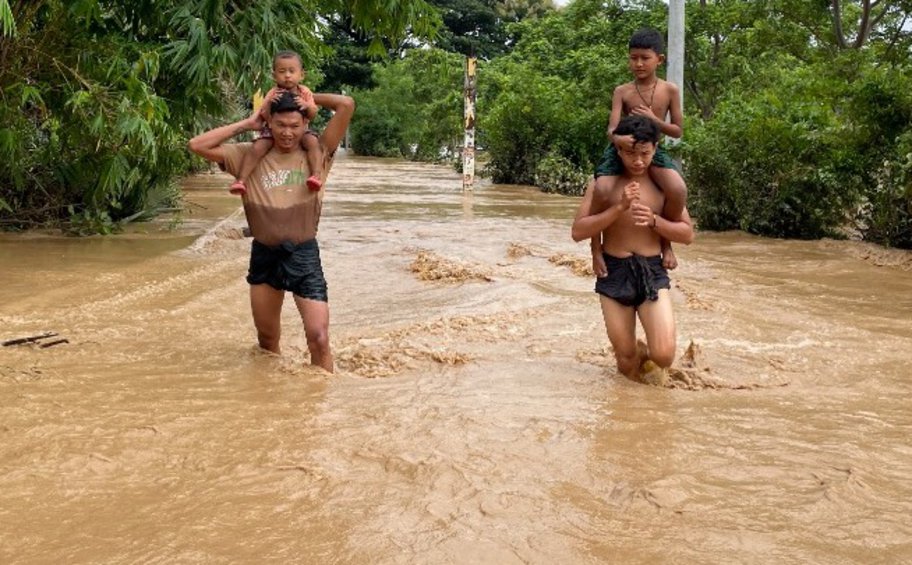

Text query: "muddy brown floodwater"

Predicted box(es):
[1, 155, 911, 564]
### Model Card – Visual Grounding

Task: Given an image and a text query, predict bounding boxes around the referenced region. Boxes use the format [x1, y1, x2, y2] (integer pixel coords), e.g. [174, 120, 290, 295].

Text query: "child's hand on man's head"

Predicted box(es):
[294, 95, 312, 111]
[613, 133, 635, 151]
[296, 86, 316, 111]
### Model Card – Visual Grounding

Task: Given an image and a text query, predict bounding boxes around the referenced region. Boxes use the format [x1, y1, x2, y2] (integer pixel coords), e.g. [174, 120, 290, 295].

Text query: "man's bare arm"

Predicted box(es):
[632, 203, 694, 245]
[188, 114, 261, 163]
[313, 93, 355, 155]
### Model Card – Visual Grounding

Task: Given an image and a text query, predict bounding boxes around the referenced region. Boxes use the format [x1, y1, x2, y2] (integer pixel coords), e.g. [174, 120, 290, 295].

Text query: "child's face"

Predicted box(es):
[627, 48, 663, 81]
[617, 141, 657, 176]
[273, 57, 304, 90]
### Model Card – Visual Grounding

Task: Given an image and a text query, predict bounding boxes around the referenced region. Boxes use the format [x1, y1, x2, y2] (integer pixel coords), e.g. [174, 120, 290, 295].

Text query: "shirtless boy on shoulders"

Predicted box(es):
[591, 27, 686, 278]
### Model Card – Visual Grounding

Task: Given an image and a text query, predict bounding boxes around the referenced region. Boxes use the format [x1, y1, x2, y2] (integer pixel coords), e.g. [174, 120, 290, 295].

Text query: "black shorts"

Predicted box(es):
[246, 239, 328, 302]
[594, 254, 670, 307]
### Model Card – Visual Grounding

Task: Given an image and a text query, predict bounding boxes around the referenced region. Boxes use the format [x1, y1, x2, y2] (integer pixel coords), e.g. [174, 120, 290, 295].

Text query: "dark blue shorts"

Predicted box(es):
[594, 254, 670, 307]
[247, 239, 328, 302]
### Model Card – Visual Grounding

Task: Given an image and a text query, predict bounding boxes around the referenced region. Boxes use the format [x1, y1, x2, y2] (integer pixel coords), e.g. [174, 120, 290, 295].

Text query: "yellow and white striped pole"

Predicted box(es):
[462, 57, 477, 191]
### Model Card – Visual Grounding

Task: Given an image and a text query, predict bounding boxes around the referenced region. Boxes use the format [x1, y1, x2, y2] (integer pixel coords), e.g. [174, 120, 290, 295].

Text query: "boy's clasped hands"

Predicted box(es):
[620, 181, 657, 229]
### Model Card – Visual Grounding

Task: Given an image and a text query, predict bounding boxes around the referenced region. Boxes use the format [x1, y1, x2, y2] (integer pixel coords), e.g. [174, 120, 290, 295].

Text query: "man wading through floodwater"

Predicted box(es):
[188, 89, 355, 373]
[572, 115, 695, 384]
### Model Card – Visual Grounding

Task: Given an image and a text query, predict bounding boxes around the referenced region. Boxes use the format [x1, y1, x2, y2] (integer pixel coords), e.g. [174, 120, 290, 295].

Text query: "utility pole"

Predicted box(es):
[667, 0, 685, 140]
[462, 56, 477, 191]
[342, 89, 350, 150]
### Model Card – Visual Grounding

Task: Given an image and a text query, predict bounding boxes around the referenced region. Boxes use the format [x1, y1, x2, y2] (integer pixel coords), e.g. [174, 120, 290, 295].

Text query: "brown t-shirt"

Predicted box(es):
[222, 143, 335, 246]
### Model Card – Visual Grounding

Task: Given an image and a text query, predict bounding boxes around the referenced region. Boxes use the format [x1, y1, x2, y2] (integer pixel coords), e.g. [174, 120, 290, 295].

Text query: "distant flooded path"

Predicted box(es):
[2, 155, 911, 563]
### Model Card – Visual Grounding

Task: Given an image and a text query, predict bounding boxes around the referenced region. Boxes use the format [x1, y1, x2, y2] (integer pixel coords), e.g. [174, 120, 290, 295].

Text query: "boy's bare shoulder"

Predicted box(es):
[614, 81, 637, 95]
[656, 78, 679, 95]
[592, 175, 625, 205]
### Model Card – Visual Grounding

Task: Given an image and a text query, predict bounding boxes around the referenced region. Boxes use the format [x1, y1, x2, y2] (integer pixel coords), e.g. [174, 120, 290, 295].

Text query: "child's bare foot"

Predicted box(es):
[229, 179, 247, 196]
[306, 175, 323, 192]
[662, 245, 678, 270]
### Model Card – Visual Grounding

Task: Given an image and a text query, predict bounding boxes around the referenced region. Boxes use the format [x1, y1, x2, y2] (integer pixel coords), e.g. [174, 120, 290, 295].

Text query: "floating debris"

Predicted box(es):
[3, 332, 60, 347]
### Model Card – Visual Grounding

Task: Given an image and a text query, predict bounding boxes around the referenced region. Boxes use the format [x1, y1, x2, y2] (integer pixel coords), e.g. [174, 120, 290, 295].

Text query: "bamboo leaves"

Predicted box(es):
[0, 0, 14, 37]
[0, 0, 442, 232]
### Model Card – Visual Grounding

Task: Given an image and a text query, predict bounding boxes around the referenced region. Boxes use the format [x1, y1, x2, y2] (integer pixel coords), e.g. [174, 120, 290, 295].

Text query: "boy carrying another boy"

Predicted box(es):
[591, 28, 685, 277]
[229, 50, 324, 196]
[572, 115, 694, 384]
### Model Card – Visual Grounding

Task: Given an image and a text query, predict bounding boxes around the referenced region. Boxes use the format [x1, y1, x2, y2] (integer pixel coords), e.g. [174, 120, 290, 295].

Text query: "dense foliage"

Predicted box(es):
[349, 49, 464, 160]
[3, 0, 911, 248]
[0, 0, 438, 232]
[352, 0, 912, 247]
[679, 0, 912, 243]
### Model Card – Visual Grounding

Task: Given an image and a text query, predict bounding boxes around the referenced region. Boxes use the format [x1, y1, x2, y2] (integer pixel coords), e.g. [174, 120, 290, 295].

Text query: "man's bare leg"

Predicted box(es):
[599, 295, 640, 378]
[293, 295, 333, 373]
[637, 289, 676, 368]
[250, 283, 285, 353]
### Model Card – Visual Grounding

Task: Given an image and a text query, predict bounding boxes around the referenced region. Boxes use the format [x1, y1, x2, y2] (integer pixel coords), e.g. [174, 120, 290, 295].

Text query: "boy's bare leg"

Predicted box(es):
[649, 167, 688, 270]
[302, 133, 323, 191]
[599, 296, 640, 378]
[230, 138, 273, 195]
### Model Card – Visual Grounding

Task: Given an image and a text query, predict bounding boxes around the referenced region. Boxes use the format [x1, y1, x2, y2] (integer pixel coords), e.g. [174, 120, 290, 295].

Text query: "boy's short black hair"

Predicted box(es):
[614, 115, 660, 145]
[273, 50, 302, 69]
[629, 28, 664, 55]
[270, 90, 307, 118]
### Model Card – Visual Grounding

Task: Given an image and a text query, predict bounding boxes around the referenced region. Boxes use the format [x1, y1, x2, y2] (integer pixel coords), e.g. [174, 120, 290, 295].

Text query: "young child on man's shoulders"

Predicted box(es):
[229, 50, 323, 196]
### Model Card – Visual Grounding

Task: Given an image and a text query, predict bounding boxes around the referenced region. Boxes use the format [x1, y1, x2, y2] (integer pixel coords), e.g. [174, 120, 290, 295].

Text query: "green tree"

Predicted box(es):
[431, 0, 506, 58]
[681, 1, 912, 245]
[478, 0, 664, 187]
[350, 49, 463, 159]
[0, 0, 439, 231]
[319, 16, 378, 93]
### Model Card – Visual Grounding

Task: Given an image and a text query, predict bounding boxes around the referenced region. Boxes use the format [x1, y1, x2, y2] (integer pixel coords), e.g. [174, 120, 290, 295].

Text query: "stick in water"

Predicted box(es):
[2, 332, 59, 347]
